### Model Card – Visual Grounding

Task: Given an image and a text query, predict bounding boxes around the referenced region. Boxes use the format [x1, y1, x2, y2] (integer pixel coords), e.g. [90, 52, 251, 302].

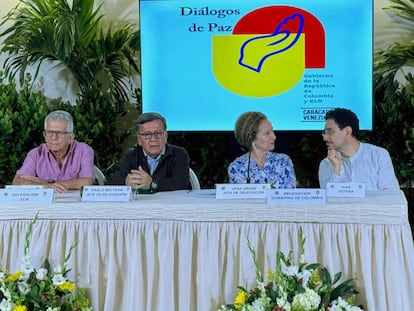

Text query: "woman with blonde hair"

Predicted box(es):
[228, 111, 296, 188]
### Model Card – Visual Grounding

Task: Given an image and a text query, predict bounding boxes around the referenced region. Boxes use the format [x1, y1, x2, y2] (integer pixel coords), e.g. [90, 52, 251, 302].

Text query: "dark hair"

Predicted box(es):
[325, 108, 360, 139]
[135, 112, 167, 133]
[234, 111, 267, 148]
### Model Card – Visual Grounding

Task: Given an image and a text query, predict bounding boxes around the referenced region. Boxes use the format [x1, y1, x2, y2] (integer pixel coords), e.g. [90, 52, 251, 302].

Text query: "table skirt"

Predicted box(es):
[1, 219, 413, 310]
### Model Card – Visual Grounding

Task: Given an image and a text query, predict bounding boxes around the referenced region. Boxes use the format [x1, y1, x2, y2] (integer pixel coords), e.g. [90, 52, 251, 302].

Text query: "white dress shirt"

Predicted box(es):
[318, 142, 400, 190]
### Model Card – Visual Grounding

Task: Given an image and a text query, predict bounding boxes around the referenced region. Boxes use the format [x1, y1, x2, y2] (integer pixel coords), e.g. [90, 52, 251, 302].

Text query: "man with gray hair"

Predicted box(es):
[12, 110, 95, 192]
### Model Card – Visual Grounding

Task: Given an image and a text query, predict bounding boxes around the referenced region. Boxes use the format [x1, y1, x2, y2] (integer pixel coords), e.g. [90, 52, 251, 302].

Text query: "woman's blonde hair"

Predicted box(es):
[234, 111, 267, 148]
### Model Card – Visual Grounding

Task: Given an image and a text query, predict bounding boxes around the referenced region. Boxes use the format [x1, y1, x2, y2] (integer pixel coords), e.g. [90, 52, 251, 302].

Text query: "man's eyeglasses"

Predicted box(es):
[138, 131, 165, 140]
[43, 130, 70, 138]
[322, 128, 342, 136]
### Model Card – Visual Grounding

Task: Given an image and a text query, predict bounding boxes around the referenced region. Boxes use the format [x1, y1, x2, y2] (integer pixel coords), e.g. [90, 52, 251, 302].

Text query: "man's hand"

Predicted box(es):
[43, 182, 69, 193]
[15, 175, 69, 193]
[125, 166, 152, 189]
[327, 149, 342, 175]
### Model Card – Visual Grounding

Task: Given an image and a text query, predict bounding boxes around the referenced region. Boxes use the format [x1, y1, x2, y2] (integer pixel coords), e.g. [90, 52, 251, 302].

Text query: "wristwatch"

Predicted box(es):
[47, 179, 55, 184]
[150, 180, 158, 192]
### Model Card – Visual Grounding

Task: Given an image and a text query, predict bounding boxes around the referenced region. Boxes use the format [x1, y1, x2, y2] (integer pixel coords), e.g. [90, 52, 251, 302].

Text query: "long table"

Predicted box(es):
[0, 190, 413, 310]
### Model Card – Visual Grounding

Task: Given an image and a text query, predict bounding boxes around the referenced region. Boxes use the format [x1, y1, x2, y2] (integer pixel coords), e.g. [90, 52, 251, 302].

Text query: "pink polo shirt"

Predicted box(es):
[17, 140, 95, 181]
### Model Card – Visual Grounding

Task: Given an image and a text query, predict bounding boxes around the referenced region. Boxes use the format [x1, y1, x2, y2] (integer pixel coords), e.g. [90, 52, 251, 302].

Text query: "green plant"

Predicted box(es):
[0, 0, 140, 112]
[0, 73, 48, 187]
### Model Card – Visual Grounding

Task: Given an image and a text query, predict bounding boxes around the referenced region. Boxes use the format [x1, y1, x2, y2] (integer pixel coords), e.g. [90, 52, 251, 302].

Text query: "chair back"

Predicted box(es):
[189, 168, 201, 190]
[94, 166, 106, 185]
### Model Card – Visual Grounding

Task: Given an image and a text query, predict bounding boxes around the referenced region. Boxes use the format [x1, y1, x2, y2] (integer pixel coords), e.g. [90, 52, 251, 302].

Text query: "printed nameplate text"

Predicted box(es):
[0, 188, 54, 204]
[81, 186, 131, 202]
[215, 184, 271, 199]
[5, 185, 43, 189]
[266, 188, 326, 205]
[326, 182, 365, 197]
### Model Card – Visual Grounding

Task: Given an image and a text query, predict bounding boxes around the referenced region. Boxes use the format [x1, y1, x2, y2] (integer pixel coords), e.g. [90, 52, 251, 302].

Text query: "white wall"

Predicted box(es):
[374, 0, 408, 50]
[0, 0, 403, 103]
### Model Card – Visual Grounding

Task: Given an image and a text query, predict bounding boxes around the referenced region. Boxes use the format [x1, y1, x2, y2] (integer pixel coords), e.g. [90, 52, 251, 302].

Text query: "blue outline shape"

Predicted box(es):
[238, 13, 305, 73]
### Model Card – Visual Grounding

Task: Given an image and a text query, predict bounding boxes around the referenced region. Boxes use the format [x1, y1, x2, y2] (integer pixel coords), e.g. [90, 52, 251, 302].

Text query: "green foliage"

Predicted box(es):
[0, 73, 48, 187]
[0, 0, 140, 111]
[0, 0, 140, 184]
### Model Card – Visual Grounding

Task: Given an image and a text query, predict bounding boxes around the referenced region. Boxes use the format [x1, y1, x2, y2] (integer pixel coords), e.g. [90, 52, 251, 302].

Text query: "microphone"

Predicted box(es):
[246, 146, 252, 184]
[246, 131, 255, 184]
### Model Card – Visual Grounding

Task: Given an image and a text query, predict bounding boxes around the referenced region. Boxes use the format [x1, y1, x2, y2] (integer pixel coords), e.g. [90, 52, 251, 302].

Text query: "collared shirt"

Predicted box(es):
[318, 142, 400, 190]
[17, 140, 95, 181]
[228, 152, 297, 188]
[107, 143, 190, 191]
[143, 148, 165, 175]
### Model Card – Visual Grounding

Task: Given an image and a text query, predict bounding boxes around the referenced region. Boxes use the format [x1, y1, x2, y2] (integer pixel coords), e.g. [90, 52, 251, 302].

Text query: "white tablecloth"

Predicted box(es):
[0, 190, 413, 310]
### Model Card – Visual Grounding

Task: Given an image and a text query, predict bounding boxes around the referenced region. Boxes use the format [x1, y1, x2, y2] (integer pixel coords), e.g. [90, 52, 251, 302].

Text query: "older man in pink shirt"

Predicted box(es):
[12, 110, 95, 192]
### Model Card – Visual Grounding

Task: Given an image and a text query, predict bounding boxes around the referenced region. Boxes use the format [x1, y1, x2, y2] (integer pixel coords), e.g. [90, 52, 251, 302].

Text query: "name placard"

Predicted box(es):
[81, 186, 131, 202]
[0, 188, 54, 204]
[5, 185, 43, 189]
[266, 188, 326, 205]
[215, 184, 271, 199]
[326, 182, 366, 197]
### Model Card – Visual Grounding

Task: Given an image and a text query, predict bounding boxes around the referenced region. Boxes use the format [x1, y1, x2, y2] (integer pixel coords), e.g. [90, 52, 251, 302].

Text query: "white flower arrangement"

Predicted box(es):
[0, 214, 92, 311]
[218, 228, 364, 311]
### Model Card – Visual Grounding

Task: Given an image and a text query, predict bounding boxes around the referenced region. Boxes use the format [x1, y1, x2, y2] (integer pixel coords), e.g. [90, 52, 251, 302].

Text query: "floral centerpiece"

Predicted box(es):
[218, 228, 364, 311]
[0, 214, 92, 311]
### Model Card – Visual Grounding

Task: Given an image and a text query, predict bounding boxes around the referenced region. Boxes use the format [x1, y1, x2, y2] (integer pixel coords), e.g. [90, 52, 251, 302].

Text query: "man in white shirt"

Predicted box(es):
[318, 108, 399, 190]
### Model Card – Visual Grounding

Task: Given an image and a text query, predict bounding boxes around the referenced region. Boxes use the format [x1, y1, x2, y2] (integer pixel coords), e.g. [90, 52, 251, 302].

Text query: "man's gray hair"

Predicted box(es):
[44, 110, 74, 133]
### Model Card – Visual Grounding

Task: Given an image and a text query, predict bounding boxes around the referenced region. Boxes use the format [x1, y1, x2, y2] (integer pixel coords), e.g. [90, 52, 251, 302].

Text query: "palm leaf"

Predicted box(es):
[375, 0, 414, 100]
[0, 0, 139, 110]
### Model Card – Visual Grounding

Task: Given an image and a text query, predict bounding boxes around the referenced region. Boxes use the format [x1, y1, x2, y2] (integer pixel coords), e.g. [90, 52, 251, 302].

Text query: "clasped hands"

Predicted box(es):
[125, 166, 152, 189]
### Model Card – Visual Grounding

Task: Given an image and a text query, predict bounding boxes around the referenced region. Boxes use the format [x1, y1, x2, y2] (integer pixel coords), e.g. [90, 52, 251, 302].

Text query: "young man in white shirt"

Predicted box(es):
[318, 108, 399, 190]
